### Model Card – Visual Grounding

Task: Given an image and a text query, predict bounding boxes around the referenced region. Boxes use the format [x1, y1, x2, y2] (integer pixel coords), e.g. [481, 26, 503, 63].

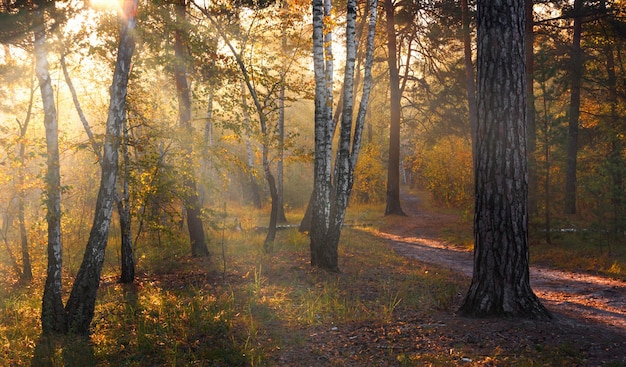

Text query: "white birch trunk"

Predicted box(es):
[36, 7, 66, 334]
[65, 0, 138, 334]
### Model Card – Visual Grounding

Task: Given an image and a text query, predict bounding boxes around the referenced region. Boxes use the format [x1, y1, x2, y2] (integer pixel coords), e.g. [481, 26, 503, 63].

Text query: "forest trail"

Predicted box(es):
[375, 191, 626, 335]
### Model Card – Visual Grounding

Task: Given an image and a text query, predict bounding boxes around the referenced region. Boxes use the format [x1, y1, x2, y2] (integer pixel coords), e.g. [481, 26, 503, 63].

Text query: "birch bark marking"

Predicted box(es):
[65, 0, 138, 334]
[36, 7, 66, 334]
[310, 0, 332, 267]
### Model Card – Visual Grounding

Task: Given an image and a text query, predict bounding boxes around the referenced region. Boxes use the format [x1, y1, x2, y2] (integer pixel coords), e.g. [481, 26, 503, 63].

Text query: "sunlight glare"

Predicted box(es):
[90, 0, 122, 11]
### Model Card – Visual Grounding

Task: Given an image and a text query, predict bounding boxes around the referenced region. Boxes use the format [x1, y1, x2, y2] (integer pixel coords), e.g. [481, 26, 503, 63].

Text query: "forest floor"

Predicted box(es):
[274, 192, 626, 366]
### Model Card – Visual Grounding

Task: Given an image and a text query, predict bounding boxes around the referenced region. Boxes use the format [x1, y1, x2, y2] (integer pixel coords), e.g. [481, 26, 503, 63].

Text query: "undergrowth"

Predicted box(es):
[0, 198, 622, 365]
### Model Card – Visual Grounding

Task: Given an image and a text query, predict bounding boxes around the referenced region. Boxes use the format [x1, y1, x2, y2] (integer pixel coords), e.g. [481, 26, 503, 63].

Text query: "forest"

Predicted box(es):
[0, 0, 625, 365]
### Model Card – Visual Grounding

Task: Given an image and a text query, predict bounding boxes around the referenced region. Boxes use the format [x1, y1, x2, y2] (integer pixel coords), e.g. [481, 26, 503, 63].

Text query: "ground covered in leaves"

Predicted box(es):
[266, 192, 626, 366]
[4, 191, 626, 366]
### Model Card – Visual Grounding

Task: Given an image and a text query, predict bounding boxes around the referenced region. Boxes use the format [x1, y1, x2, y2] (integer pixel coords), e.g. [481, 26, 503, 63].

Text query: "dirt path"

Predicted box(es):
[376, 192, 626, 335]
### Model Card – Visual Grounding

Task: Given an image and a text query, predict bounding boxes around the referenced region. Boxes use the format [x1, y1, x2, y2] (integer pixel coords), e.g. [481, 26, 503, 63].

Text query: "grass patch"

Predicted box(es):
[529, 232, 626, 280]
[1, 199, 622, 365]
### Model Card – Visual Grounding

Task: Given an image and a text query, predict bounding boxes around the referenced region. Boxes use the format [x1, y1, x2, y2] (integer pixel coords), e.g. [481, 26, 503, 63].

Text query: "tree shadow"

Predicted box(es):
[32, 333, 96, 367]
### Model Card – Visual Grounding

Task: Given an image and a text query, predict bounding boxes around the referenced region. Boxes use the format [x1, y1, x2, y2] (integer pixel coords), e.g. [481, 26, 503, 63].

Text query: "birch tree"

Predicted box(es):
[64, 0, 138, 334]
[310, 0, 378, 271]
[34, 3, 66, 334]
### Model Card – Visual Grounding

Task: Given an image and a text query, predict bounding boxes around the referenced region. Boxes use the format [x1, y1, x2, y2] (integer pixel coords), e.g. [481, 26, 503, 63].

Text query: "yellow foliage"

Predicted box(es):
[413, 136, 473, 207]
[352, 144, 386, 204]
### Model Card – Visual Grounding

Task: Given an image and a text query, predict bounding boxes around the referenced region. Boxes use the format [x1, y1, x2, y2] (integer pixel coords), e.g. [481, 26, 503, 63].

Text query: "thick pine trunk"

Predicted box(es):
[460, 0, 551, 320]
[565, 0, 583, 215]
[35, 9, 66, 334]
[384, 0, 406, 217]
[174, 0, 209, 257]
[64, 1, 137, 334]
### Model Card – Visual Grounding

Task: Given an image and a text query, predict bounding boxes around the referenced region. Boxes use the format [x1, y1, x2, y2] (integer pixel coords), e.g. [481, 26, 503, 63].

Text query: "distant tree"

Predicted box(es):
[173, 0, 210, 257]
[383, 0, 406, 216]
[461, 0, 477, 162]
[459, 0, 551, 319]
[564, 0, 583, 215]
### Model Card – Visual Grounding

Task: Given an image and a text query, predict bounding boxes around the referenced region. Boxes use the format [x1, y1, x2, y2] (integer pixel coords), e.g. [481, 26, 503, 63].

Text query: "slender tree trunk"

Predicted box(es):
[62, 53, 134, 283]
[36, 8, 66, 334]
[118, 116, 135, 283]
[383, 0, 406, 216]
[241, 81, 263, 209]
[526, 0, 538, 215]
[64, 0, 137, 334]
[174, 0, 209, 257]
[603, 26, 624, 237]
[459, 0, 551, 320]
[277, 74, 288, 223]
[565, 0, 583, 215]
[461, 0, 478, 165]
[539, 75, 552, 244]
[17, 69, 35, 283]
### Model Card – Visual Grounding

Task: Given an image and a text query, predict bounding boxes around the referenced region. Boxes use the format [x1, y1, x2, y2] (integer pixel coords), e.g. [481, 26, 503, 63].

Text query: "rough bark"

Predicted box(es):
[459, 0, 551, 320]
[64, 0, 137, 334]
[36, 8, 66, 334]
[565, 0, 583, 215]
[174, 0, 209, 257]
[383, 0, 406, 217]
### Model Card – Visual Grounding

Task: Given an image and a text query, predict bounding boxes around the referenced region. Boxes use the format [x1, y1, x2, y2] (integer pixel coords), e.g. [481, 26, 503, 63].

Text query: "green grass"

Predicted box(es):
[1, 198, 622, 365]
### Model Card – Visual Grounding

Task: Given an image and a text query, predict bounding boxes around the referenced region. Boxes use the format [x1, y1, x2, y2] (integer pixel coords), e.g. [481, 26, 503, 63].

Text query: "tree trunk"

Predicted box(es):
[564, 0, 583, 215]
[277, 73, 288, 223]
[310, 0, 334, 268]
[310, 0, 377, 271]
[118, 117, 135, 284]
[63, 52, 135, 283]
[383, 0, 406, 216]
[35, 9, 66, 334]
[459, 0, 551, 320]
[174, 0, 209, 257]
[526, 0, 538, 215]
[461, 0, 478, 164]
[241, 81, 263, 209]
[64, 0, 137, 334]
[602, 22, 624, 237]
[17, 69, 34, 283]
